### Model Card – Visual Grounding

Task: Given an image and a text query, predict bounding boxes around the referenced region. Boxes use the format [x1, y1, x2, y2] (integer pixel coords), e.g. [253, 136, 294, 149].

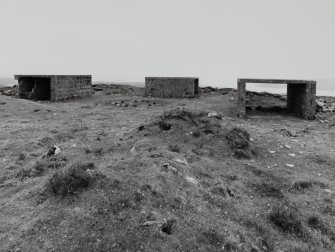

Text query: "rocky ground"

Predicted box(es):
[0, 84, 335, 251]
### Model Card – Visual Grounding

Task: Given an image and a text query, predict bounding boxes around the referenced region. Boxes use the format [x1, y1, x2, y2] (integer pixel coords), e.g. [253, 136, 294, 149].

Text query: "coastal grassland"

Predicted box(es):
[1, 87, 335, 251]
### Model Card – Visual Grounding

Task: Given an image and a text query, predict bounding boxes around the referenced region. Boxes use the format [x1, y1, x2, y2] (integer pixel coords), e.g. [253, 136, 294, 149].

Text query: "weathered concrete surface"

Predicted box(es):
[237, 78, 317, 119]
[15, 75, 92, 101]
[145, 77, 199, 98]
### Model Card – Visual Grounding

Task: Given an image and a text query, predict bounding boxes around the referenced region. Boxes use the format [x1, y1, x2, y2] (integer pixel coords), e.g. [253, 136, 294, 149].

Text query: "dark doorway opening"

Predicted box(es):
[194, 79, 199, 95]
[19, 77, 51, 100]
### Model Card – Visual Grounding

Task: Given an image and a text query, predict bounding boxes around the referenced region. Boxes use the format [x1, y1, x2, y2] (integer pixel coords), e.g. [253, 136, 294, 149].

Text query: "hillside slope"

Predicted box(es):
[1, 87, 335, 251]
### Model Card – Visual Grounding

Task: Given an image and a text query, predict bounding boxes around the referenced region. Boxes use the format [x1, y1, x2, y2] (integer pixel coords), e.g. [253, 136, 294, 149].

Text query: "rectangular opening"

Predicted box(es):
[245, 83, 288, 115]
[237, 79, 316, 119]
[194, 79, 199, 95]
[19, 77, 51, 100]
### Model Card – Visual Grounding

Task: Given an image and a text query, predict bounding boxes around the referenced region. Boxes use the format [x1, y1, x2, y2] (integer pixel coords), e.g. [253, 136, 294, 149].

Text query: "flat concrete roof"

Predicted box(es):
[238, 78, 316, 84]
[146, 77, 199, 80]
[15, 75, 92, 80]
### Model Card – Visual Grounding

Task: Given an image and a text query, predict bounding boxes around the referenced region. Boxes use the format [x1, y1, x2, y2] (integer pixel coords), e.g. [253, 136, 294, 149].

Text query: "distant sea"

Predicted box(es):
[244, 84, 335, 97]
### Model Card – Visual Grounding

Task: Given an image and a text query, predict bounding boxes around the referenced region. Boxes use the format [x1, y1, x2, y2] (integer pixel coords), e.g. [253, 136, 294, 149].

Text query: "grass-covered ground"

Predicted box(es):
[1, 85, 335, 251]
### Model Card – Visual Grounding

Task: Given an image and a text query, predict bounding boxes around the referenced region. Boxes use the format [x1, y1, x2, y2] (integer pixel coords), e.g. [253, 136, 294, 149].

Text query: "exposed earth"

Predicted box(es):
[1, 84, 335, 251]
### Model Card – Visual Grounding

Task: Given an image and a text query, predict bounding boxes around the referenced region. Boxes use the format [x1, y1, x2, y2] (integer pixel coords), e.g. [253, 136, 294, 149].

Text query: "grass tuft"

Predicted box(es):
[45, 162, 98, 196]
[226, 127, 250, 149]
[168, 144, 181, 153]
[226, 127, 254, 159]
[200, 228, 225, 247]
[159, 108, 206, 122]
[253, 182, 284, 198]
[16, 156, 67, 181]
[269, 203, 307, 238]
[158, 121, 172, 131]
[291, 180, 328, 192]
[307, 215, 335, 240]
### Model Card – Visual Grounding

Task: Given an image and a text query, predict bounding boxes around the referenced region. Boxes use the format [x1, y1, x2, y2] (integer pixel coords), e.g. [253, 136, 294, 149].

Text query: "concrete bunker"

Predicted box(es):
[236, 78, 316, 119]
[15, 75, 92, 101]
[145, 77, 199, 98]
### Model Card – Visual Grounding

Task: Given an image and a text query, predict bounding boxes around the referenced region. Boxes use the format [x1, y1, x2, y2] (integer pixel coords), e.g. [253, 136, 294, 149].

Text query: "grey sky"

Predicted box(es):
[1, 0, 334, 87]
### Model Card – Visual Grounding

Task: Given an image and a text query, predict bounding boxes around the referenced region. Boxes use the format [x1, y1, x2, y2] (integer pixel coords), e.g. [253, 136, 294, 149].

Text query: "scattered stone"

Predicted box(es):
[316, 99, 335, 113]
[324, 189, 332, 194]
[288, 153, 296, 157]
[280, 129, 297, 137]
[268, 150, 276, 154]
[46, 146, 61, 156]
[285, 164, 294, 168]
[175, 158, 189, 165]
[185, 176, 198, 185]
[284, 145, 291, 149]
[163, 163, 182, 175]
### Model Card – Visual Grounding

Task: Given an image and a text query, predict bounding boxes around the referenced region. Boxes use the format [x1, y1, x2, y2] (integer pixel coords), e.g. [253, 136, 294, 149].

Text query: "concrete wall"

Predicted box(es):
[236, 80, 247, 117]
[51, 76, 92, 101]
[145, 77, 199, 98]
[287, 83, 316, 119]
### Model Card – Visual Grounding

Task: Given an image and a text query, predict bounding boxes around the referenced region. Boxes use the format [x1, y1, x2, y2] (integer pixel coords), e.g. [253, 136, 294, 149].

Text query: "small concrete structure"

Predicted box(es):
[15, 75, 92, 101]
[237, 78, 317, 119]
[145, 77, 199, 98]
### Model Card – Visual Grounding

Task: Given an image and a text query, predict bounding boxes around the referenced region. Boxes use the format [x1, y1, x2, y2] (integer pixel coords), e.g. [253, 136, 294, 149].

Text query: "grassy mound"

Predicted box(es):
[46, 162, 103, 196]
[141, 108, 256, 160]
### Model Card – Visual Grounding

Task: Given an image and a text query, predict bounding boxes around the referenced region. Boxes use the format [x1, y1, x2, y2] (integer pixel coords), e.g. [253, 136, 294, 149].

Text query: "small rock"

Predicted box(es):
[288, 153, 296, 157]
[146, 211, 161, 221]
[268, 150, 276, 154]
[47, 146, 61, 156]
[316, 100, 325, 107]
[284, 145, 291, 149]
[208, 112, 218, 118]
[163, 163, 182, 175]
[175, 158, 189, 165]
[285, 164, 294, 168]
[185, 176, 198, 185]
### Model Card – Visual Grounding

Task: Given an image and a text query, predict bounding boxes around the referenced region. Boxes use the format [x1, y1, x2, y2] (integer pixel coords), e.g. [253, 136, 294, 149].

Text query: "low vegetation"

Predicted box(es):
[269, 203, 307, 238]
[16, 155, 68, 181]
[1, 90, 335, 251]
[45, 162, 101, 196]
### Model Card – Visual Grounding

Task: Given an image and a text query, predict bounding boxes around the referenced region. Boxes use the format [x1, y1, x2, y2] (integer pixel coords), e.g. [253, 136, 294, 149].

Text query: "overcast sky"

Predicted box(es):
[0, 0, 334, 87]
